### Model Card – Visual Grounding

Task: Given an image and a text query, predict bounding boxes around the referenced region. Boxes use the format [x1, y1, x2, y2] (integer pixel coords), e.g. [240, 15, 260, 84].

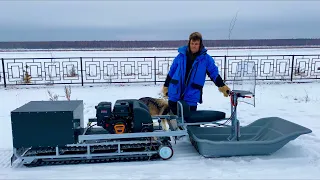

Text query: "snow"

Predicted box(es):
[0, 81, 320, 179]
[0, 48, 320, 179]
[1, 47, 320, 59]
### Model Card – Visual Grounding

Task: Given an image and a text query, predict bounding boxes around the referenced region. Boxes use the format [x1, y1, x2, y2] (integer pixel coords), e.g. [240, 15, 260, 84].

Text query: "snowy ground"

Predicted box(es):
[0, 80, 320, 179]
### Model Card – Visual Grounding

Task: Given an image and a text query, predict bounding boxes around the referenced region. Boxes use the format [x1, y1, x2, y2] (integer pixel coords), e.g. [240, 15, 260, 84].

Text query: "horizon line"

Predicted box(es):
[1, 37, 320, 43]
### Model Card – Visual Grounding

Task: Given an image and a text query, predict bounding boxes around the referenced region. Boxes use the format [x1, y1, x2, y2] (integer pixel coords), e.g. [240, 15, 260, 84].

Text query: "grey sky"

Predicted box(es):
[0, 0, 319, 41]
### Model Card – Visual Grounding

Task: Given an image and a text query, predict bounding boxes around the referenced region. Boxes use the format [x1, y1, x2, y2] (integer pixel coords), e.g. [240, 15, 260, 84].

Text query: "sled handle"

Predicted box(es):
[228, 90, 253, 98]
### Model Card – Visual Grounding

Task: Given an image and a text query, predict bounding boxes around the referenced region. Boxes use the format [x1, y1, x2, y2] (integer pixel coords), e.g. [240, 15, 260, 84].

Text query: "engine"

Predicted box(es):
[95, 99, 154, 134]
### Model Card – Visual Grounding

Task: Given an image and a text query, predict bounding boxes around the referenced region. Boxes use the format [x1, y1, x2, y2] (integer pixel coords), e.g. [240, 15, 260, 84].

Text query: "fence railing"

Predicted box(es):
[0, 54, 320, 87]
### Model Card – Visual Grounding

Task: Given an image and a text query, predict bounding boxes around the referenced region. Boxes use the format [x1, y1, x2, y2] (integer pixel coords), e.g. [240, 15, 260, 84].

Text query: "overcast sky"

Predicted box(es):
[0, 0, 319, 41]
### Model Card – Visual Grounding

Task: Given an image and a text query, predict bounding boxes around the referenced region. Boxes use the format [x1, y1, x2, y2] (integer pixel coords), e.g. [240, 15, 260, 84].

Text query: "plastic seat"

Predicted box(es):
[177, 100, 226, 123]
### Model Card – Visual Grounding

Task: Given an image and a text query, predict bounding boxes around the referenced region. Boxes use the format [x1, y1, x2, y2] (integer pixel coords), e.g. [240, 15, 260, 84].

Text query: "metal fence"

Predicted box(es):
[1, 54, 320, 87]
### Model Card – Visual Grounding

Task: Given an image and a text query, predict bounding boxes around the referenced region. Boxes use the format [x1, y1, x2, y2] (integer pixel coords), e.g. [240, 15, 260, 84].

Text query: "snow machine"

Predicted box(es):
[10, 99, 185, 167]
[9, 91, 312, 167]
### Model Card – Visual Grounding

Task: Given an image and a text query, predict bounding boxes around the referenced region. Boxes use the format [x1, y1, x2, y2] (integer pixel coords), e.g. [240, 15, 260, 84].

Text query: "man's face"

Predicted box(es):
[189, 39, 200, 54]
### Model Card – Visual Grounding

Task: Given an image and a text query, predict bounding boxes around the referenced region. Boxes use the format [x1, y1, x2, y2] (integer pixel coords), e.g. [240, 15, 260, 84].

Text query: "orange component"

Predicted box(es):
[114, 124, 126, 134]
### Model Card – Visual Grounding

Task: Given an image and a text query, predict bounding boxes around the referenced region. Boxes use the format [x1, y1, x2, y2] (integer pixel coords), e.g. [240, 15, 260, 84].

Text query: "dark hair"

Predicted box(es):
[188, 32, 203, 50]
[189, 32, 202, 41]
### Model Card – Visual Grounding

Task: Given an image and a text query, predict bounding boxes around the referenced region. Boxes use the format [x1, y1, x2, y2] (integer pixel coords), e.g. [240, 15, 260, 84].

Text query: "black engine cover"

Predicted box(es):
[131, 100, 154, 133]
[95, 102, 112, 127]
[113, 100, 131, 117]
[94, 99, 154, 134]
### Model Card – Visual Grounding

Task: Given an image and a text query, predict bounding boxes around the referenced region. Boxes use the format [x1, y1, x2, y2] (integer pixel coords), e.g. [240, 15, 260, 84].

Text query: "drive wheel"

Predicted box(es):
[158, 145, 173, 160]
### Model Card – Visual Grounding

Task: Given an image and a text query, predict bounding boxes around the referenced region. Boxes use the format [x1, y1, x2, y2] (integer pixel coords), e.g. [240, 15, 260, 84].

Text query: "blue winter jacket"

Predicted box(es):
[167, 45, 220, 106]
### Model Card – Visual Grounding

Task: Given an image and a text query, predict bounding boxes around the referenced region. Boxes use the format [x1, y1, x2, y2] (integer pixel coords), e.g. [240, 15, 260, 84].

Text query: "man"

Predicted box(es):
[162, 32, 230, 115]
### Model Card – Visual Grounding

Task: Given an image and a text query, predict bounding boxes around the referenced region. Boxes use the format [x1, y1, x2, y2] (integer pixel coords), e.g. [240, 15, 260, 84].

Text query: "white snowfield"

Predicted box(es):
[0, 48, 320, 179]
[1, 47, 320, 58]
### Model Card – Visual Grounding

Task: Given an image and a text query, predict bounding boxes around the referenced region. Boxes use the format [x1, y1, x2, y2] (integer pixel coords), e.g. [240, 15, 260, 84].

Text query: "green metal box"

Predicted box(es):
[11, 100, 84, 149]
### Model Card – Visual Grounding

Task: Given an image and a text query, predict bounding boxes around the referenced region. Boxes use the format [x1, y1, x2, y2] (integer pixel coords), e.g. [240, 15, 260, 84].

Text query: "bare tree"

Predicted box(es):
[47, 85, 72, 101]
[227, 10, 239, 56]
[47, 90, 59, 101]
[64, 85, 71, 101]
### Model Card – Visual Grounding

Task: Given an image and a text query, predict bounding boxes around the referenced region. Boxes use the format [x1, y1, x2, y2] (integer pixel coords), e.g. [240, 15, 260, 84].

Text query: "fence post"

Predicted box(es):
[1, 58, 6, 88]
[80, 57, 84, 86]
[290, 55, 295, 81]
[224, 55, 227, 82]
[154, 56, 156, 85]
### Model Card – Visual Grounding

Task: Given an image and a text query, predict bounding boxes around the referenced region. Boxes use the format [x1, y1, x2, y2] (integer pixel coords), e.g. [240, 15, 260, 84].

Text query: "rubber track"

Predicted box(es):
[21, 141, 165, 167]
[23, 154, 159, 167]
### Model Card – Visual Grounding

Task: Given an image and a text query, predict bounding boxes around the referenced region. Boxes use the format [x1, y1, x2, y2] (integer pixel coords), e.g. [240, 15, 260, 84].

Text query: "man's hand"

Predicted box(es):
[162, 86, 168, 98]
[218, 85, 230, 97]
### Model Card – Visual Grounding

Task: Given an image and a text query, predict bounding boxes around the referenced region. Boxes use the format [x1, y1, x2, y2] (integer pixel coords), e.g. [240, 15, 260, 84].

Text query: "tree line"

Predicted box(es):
[0, 39, 320, 50]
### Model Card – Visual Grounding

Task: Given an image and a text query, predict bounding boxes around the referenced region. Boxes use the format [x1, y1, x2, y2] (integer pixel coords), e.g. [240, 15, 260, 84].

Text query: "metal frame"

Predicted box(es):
[78, 130, 187, 142]
[176, 90, 254, 141]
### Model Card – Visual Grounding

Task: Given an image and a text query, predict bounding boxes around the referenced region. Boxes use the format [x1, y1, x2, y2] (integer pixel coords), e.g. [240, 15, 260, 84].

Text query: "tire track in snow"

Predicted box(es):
[0, 149, 12, 168]
[294, 135, 320, 167]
